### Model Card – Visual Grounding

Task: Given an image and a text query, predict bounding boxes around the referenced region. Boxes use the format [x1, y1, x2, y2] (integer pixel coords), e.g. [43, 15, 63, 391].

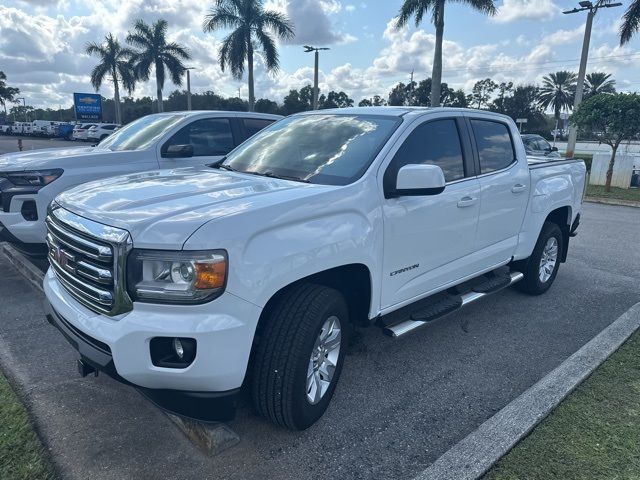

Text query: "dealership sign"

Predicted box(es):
[73, 93, 103, 121]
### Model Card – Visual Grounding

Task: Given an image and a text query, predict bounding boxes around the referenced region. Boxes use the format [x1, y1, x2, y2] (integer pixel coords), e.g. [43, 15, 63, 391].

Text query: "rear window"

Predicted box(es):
[471, 120, 516, 174]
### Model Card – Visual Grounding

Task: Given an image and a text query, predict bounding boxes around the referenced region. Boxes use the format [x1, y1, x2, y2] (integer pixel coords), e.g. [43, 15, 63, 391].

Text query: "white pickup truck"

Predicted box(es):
[42, 107, 586, 430]
[0, 111, 280, 256]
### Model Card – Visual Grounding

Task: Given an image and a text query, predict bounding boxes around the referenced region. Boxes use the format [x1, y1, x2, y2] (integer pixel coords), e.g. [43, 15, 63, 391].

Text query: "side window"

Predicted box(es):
[471, 120, 516, 174]
[242, 118, 275, 138]
[386, 119, 465, 187]
[164, 118, 234, 157]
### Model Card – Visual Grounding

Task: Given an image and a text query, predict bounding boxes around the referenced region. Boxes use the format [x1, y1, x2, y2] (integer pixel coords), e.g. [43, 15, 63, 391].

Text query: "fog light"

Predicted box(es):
[150, 337, 197, 368]
[173, 338, 184, 359]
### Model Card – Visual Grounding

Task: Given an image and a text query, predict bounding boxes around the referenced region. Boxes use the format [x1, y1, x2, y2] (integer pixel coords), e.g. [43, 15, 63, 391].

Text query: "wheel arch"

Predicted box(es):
[544, 205, 572, 262]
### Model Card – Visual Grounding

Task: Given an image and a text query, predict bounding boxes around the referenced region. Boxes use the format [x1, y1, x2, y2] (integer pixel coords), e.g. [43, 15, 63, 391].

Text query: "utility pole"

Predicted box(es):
[185, 68, 195, 111]
[17, 98, 26, 121]
[409, 70, 415, 106]
[563, 1, 622, 158]
[304, 45, 330, 110]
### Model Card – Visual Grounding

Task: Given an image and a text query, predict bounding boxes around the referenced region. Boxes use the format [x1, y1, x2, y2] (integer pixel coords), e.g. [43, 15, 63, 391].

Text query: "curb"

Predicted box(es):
[584, 197, 640, 208]
[414, 301, 640, 480]
[1, 243, 45, 292]
[0, 243, 240, 456]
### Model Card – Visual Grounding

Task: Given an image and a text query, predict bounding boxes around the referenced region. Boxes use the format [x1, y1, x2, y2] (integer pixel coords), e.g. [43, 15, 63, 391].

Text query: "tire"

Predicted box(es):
[251, 283, 349, 430]
[516, 221, 563, 295]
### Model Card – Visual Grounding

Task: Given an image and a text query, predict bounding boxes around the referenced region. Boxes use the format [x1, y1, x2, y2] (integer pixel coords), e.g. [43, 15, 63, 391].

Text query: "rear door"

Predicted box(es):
[380, 115, 481, 309]
[467, 116, 530, 266]
[239, 117, 277, 141]
[158, 116, 238, 168]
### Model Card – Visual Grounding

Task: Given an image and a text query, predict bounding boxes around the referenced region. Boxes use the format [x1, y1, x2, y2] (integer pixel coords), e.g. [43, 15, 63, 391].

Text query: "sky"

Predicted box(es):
[0, 0, 639, 110]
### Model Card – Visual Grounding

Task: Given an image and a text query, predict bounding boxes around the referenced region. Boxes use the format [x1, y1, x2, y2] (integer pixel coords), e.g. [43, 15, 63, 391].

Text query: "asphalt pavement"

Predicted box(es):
[0, 202, 638, 480]
[0, 135, 80, 155]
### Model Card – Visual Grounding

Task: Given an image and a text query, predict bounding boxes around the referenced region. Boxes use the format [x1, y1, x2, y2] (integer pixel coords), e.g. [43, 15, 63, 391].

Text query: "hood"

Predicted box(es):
[55, 167, 327, 249]
[0, 146, 99, 171]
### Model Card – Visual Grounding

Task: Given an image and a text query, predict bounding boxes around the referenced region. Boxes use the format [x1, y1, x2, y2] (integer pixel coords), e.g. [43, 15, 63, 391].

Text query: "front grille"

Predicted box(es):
[46, 205, 132, 316]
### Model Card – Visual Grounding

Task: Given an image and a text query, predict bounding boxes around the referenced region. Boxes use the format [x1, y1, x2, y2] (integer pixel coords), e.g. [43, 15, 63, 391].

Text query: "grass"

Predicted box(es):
[484, 330, 640, 480]
[586, 184, 640, 203]
[0, 373, 57, 480]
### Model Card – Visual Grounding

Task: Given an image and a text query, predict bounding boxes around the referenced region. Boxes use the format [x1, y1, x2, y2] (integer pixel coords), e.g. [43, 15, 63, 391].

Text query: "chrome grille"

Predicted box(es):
[46, 205, 132, 316]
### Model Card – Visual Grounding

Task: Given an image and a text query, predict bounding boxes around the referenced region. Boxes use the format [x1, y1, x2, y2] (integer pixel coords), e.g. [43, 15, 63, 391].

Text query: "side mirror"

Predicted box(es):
[163, 144, 194, 158]
[550, 146, 559, 152]
[388, 164, 446, 198]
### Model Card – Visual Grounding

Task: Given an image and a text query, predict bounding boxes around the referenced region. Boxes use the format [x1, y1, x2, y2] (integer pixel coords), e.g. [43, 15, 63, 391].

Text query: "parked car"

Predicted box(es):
[522, 134, 562, 158]
[0, 111, 281, 256]
[41, 107, 586, 430]
[86, 123, 120, 143]
[55, 123, 75, 140]
[0, 124, 13, 135]
[72, 123, 97, 141]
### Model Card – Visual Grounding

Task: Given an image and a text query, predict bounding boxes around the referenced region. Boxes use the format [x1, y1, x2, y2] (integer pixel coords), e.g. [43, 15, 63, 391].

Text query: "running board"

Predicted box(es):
[383, 271, 524, 339]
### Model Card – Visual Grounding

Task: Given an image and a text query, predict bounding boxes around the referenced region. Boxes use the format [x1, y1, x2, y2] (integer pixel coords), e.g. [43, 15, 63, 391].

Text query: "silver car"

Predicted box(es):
[521, 134, 561, 158]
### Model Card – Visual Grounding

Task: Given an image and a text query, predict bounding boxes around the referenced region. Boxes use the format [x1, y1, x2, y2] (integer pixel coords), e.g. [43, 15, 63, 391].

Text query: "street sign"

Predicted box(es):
[516, 118, 528, 124]
[73, 93, 102, 122]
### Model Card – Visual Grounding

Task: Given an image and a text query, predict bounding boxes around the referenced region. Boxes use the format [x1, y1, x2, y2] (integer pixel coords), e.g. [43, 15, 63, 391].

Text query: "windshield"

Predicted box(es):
[220, 114, 401, 185]
[97, 114, 186, 151]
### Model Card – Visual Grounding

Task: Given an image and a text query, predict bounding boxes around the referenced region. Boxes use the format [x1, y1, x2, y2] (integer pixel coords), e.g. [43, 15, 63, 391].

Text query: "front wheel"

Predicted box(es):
[251, 284, 349, 430]
[516, 221, 563, 295]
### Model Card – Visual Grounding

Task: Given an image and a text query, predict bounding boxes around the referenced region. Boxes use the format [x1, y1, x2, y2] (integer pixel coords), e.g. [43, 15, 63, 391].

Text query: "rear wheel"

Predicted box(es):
[516, 221, 563, 295]
[251, 284, 349, 430]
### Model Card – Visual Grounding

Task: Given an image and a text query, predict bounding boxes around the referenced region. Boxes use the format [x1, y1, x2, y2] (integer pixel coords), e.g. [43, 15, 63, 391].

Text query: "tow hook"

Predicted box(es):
[77, 359, 98, 378]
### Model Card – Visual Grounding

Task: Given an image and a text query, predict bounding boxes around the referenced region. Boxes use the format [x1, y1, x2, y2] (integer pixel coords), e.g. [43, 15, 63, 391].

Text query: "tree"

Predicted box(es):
[282, 86, 315, 115]
[86, 34, 136, 124]
[619, 0, 640, 45]
[572, 93, 640, 192]
[127, 19, 191, 113]
[0, 71, 20, 116]
[395, 0, 496, 107]
[320, 91, 354, 109]
[470, 78, 498, 109]
[359, 95, 387, 107]
[502, 85, 548, 133]
[537, 71, 577, 124]
[490, 81, 513, 113]
[255, 98, 280, 114]
[584, 72, 616, 99]
[203, 0, 294, 112]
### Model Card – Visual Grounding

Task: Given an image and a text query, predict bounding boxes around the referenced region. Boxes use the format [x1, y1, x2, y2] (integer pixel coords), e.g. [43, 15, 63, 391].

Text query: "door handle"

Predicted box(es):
[511, 184, 527, 193]
[457, 196, 478, 208]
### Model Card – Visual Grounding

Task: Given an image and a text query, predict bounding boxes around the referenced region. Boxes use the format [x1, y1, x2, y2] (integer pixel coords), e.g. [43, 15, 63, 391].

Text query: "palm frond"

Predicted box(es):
[203, 4, 243, 31]
[89, 62, 110, 91]
[260, 10, 295, 39]
[219, 28, 248, 79]
[620, 0, 640, 45]
[396, 0, 434, 28]
[255, 28, 279, 72]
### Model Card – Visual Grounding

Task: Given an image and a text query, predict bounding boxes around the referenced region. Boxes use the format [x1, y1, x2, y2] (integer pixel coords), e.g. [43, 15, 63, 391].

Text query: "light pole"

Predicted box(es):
[185, 67, 196, 111]
[304, 45, 330, 110]
[16, 97, 26, 121]
[563, 1, 622, 159]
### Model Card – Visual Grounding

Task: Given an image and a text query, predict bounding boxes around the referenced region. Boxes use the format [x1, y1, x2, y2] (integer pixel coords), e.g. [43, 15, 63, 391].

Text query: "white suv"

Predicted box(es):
[86, 124, 120, 143]
[72, 124, 97, 141]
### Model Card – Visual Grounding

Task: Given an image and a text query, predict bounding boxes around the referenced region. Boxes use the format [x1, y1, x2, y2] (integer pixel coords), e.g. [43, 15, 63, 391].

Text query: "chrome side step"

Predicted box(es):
[383, 271, 524, 339]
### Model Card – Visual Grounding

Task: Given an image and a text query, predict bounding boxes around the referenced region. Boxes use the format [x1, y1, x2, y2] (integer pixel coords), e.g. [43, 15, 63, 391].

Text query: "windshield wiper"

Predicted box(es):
[208, 156, 228, 169]
[245, 171, 311, 183]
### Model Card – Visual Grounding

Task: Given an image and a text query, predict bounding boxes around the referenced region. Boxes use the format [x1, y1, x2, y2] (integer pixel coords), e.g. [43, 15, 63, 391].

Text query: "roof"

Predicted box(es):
[152, 110, 282, 120]
[300, 106, 514, 121]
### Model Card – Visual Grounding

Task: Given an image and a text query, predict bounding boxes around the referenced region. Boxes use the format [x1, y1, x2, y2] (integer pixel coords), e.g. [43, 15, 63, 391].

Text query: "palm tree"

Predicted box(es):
[127, 19, 191, 113]
[537, 71, 578, 126]
[584, 72, 616, 99]
[203, 0, 294, 112]
[86, 34, 136, 124]
[0, 71, 20, 116]
[619, 0, 640, 45]
[396, 0, 496, 108]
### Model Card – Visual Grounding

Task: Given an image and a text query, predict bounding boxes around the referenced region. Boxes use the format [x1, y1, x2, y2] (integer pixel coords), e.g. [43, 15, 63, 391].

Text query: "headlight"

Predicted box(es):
[0, 169, 63, 187]
[127, 250, 228, 304]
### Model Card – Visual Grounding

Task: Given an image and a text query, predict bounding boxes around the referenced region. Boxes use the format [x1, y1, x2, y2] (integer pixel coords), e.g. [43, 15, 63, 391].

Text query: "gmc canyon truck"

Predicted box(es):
[43, 107, 586, 430]
[0, 111, 280, 256]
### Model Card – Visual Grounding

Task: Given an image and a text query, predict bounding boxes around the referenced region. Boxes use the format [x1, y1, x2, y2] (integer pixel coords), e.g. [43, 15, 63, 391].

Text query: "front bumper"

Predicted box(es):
[43, 269, 263, 421]
[0, 219, 48, 256]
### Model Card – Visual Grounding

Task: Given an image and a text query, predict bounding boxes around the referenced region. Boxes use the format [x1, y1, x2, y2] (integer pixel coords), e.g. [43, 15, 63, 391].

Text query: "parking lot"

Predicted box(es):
[0, 135, 78, 155]
[0, 202, 638, 479]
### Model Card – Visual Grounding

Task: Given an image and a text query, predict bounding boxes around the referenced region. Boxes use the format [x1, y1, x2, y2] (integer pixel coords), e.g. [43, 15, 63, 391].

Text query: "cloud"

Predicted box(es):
[493, 0, 561, 23]
[265, 0, 356, 46]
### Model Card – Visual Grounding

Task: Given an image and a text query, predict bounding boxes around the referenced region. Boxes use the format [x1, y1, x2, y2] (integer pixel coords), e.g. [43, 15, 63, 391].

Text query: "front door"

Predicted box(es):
[159, 117, 236, 169]
[381, 116, 480, 310]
